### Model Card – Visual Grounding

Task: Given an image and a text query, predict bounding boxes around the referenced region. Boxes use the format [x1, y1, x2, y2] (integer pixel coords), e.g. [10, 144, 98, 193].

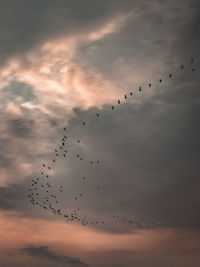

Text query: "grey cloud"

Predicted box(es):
[22, 245, 89, 267]
[0, 81, 37, 102]
[8, 118, 34, 138]
[0, 0, 133, 64]
[55, 67, 200, 232]
[0, 0, 199, 235]
[1, 67, 200, 234]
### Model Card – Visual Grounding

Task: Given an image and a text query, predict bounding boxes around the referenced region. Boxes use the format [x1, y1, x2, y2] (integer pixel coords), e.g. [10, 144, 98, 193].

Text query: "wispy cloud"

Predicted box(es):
[22, 245, 89, 266]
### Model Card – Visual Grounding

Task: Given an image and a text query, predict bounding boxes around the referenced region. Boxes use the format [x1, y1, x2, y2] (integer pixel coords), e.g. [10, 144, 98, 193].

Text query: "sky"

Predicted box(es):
[0, 0, 200, 266]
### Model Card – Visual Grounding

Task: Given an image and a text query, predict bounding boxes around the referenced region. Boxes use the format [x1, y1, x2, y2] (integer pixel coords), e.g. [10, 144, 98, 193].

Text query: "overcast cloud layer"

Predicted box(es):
[0, 0, 200, 266]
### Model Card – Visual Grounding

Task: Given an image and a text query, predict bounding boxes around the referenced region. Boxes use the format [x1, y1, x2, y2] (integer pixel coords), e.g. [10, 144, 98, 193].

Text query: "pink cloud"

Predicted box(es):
[0, 211, 200, 266]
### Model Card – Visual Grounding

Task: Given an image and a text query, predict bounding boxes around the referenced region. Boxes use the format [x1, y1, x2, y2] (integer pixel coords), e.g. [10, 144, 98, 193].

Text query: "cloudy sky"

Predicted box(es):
[0, 0, 200, 266]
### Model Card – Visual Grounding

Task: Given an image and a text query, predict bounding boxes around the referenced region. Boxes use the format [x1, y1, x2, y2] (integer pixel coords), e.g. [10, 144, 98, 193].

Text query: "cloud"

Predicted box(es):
[0, 211, 200, 267]
[22, 245, 89, 266]
[0, 0, 133, 64]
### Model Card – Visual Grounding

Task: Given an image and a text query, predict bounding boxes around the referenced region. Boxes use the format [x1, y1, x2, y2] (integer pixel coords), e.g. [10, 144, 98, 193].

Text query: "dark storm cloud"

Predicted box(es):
[22, 245, 89, 267]
[75, 0, 198, 89]
[56, 67, 200, 232]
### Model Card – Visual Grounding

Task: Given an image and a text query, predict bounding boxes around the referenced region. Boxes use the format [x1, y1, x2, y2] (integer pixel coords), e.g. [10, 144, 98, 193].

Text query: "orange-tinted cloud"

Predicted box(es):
[0, 11, 133, 119]
[0, 211, 200, 266]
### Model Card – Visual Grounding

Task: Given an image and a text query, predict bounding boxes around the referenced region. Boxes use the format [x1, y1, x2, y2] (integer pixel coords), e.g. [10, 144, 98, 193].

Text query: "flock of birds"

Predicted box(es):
[27, 58, 197, 229]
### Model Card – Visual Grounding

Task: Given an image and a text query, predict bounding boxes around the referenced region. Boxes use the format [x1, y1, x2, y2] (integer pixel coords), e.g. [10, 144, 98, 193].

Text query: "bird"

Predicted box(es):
[43, 164, 45, 167]
[169, 73, 173, 78]
[139, 86, 142, 91]
[159, 79, 162, 82]
[148, 83, 152, 87]
[83, 122, 86, 126]
[181, 65, 184, 69]
[63, 128, 66, 131]
[112, 106, 114, 110]
[130, 92, 133, 96]
[118, 100, 120, 104]
[124, 94, 127, 99]
[77, 140, 80, 143]
[96, 113, 99, 117]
